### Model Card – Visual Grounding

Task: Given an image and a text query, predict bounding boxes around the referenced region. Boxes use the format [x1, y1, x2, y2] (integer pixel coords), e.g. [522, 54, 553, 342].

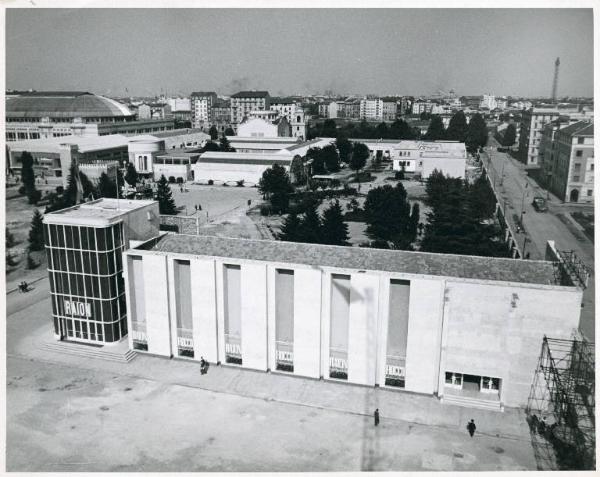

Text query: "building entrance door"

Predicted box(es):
[570, 189, 579, 202]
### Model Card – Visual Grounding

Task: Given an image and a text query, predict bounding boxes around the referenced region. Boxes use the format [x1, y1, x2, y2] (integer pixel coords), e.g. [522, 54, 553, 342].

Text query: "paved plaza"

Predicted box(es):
[6, 286, 539, 472]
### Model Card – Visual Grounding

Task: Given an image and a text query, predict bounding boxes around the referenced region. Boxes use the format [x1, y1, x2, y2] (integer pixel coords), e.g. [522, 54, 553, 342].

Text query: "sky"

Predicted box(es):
[5, 8, 594, 98]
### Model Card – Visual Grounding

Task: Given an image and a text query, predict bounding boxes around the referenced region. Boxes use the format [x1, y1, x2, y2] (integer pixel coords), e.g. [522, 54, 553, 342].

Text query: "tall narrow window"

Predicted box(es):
[224, 264, 242, 364]
[275, 269, 294, 372]
[329, 274, 350, 380]
[386, 280, 410, 388]
[175, 260, 193, 357]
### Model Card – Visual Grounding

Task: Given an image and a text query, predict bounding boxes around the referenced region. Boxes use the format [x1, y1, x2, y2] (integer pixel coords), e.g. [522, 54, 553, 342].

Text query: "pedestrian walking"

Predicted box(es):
[467, 419, 476, 437]
[200, 356, 207, 375]
[374, 408, 380, 427]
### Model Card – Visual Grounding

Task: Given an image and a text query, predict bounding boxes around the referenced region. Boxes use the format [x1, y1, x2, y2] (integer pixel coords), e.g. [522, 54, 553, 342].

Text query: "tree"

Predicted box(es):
[445, 110, 468, 142]
[425, 115, 445, 141]
[321, 200, 349, 246]
[200, 141, 220, 153]
[20, 151, 35, 193]
[408, 202, 420, 242]
[350, 142, 369, 183]
[224, 127, 235, 136]
[389, 119, 418, 139]
[156, 174, 177, 215]
[28, 209, 45, 252]
[97, 172, 118, 198]
[297, 202, 322, 244]
[219, 134, 235, 152]
[278, 212, 302, 242]
[258, 164, 294, 214]
[125, 162, 138, 187]
[320, 144, 340, 173]
[209, 125, 219, 141]
[466, 113, 488, 152]
[375, 122, 389, 139]
[290, 155, 307, 185]
[322, 119, 337, 138]
[363, 183, 413, 248]
[306, 147, 325, 175]
[335, 135, 353, 163]
[468, 171, 497, 221]
[504, 123, 517, 147]
[63, 163, 96, 207]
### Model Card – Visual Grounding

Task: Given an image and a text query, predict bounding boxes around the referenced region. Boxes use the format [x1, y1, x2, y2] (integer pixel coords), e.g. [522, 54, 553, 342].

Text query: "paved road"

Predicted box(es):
[482, 137, 595, 341]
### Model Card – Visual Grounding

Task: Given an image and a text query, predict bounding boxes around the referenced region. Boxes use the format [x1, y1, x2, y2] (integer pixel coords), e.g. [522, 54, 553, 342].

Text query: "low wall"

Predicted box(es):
[159, 215, 206, 235]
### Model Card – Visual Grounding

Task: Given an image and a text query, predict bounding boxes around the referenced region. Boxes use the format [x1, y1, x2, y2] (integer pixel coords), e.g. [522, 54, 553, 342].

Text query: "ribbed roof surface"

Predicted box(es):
[6, 92, 133, 119]
[138, 234, 561, 286]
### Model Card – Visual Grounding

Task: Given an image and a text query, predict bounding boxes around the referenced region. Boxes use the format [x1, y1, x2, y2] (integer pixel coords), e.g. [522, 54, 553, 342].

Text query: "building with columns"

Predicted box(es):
[124, 234, 582, 409]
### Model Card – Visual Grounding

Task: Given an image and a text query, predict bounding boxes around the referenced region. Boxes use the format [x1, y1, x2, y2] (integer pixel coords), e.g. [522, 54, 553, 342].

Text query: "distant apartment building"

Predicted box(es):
[382, 99, 398, 121]
[398, 97, 412, 115]
[479, 95, 497, 110]
[411, 100, 434, 115]
[360, 98, 383, 121]
[138, 103, 172, 120]
[548, 121, 594, 203]
[517, 106, 580, 167]
[191, 92, 218, 129]
[339, 100, 361, 119]
[167, 97, 191, 112]
[230, 91, 270, 130]
[319, 101, 339, 119]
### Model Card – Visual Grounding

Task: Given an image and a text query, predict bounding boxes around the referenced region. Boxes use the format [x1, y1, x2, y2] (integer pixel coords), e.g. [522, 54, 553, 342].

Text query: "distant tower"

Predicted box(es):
[551, 57, 560, 103]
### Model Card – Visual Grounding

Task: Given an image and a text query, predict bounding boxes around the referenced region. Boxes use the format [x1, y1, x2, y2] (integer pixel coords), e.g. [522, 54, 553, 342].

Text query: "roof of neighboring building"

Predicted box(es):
[197, 152, 292, 165]
[44, 198, 156, 226]
[6, 92, 133, 119]
[558, 121, 594, 137]
[190, 92, 217, 97]
[156, 148, 202, 158]
[214, 99, 230, 108]
[270, 97, 294, 104]
[7, 134, 130, 154]
[151, 128, 210, 139]
[231, 91, 270, 98]
[137, 234, 562, 287]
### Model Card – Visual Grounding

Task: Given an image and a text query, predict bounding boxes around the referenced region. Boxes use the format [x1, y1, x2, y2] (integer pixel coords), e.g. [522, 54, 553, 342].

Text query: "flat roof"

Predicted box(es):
[7, 134, 130, 153]
[44, 198, 156, 226]
[136, 234, 561, 287]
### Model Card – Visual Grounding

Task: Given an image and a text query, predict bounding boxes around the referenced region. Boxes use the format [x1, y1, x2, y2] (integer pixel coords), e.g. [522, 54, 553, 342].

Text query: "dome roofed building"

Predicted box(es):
[5, 91, 175, 142]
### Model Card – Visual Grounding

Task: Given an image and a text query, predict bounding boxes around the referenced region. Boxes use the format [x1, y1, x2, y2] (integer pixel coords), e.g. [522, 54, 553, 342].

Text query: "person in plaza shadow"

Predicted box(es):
[200, 356, 209, 375]
[374, 408, 380, 427]
[18, 281, 29, 293]
[467, 419, 476, 437]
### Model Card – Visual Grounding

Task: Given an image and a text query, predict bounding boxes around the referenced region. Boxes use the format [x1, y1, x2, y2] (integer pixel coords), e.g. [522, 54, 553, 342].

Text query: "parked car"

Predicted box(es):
[532, 196, 548, 212]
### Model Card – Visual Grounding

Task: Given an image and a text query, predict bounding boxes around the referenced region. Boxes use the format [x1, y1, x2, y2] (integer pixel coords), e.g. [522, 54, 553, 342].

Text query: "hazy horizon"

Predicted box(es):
[5, 8, 594, 98]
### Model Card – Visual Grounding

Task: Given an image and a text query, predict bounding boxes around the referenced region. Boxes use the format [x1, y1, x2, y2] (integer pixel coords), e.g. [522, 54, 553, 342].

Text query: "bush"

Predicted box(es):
[6, 252, 20, 267]
[168, 176, 176, 183]
[159, 223, 179, 233]
[236, 180, 245, 187]
[395, 170, 405, 180]
[18, 185, 26, 195]
[260, 204, 272, 216]
[176, 177, 184, 184]
[26, 253, 39, 270]
[222, 182, 229, 187]
[56, 186, 64, 195]
[208, 179, 214, 185]
[27, 188, 42, 205]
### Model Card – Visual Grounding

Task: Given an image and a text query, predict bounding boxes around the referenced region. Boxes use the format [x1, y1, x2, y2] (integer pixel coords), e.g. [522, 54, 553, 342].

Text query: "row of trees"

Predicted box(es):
[307, 119, 420, 141]
[420, 170, 509, 257]
[279, 200, 349, 246]
[18, 151, 42, 204]
[424, 112, 489, 152]
[201, 134, 236, 152]
[306, 139, 370, 177]
[208, 125, 235, 140]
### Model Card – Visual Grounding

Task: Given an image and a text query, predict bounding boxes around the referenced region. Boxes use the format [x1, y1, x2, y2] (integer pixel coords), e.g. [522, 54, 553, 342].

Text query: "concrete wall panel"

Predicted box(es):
[240, 264, 268, 370]
[143, 254, 172, 356]
[293, 268, 322, 378]
[191, 259, 218, 362]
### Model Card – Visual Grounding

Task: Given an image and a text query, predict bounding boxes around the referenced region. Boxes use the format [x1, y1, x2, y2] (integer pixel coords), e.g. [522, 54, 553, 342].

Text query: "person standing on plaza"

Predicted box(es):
[374, 409, 380, 427]
[467, 419, 476, 437]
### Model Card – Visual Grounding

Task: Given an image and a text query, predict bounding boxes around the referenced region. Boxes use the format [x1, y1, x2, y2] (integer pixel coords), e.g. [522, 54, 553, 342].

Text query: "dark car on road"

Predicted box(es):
[532, 196, 548, 212]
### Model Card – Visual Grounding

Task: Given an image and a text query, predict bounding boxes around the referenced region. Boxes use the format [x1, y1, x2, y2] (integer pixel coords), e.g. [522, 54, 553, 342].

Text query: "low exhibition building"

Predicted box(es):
[123, 233, 582, 410]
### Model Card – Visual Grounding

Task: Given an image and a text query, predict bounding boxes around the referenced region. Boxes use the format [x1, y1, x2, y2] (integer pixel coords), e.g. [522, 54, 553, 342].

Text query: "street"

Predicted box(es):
[482, 137, 595, 341]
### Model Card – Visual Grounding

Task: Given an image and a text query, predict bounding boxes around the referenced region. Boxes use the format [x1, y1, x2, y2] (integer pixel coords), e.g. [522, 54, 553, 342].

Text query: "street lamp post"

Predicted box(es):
[519, 183, 529, 226]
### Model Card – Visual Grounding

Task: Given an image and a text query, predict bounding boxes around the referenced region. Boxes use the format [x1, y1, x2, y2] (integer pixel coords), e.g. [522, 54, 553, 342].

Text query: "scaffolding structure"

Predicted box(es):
[551, 249, 591, 289]
[527, 336, 595, 470]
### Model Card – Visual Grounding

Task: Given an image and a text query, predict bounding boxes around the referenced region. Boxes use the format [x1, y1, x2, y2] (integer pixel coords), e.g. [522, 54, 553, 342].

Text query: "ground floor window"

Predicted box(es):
[445, 371, 501, 395]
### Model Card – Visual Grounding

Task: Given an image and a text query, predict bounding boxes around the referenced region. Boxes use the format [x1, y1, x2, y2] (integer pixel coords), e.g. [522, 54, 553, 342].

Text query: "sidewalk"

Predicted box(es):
[11, 297, 531, 445]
